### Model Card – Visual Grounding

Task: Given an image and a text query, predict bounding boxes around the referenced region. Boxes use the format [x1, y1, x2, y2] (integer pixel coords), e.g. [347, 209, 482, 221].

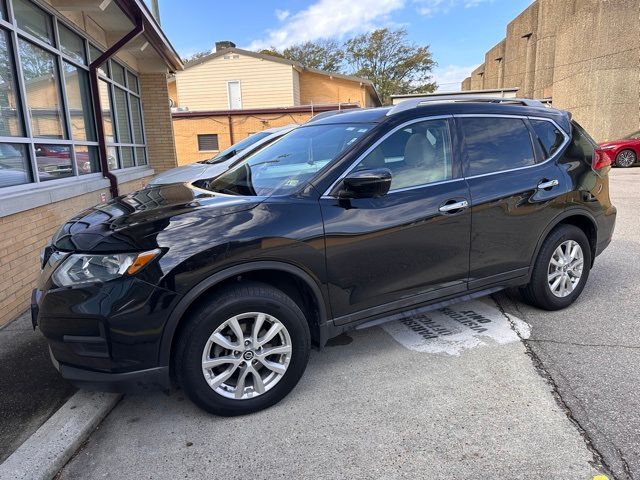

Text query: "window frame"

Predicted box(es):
[197, 133, 219, 152]
[0, 0, 148, 194]
[456, 114, 571, 179]
[323, 115, 461, 197]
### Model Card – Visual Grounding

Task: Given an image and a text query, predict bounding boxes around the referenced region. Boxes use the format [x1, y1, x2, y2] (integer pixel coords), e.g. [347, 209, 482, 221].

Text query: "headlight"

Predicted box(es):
[52, 249, 160, 287]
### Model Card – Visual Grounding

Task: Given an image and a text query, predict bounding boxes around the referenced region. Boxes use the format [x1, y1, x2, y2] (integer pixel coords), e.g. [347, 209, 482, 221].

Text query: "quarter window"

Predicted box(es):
[353, 119, 453, 190]
[530, 119, 565, 159]
[460, 117, 535, 176]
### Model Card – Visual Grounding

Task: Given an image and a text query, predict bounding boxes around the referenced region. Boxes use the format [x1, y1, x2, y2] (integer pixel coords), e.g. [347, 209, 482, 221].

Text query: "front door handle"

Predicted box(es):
[537, 179, 559, 190]
[439, 199, 469, 213]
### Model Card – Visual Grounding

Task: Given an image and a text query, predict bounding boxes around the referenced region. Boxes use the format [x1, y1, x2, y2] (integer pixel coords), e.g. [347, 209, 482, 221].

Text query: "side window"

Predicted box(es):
[354, 119, 453, 190]
[530, 119, 565, 159]
[460, 117, 535, 176]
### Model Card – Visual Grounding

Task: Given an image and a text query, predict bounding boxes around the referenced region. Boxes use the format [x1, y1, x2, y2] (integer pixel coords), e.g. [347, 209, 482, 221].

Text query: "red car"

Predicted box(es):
[599, 130, 640, 168]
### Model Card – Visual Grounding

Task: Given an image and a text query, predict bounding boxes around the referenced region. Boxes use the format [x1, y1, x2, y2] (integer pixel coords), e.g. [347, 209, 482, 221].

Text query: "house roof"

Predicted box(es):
[181, 47, 381, 105]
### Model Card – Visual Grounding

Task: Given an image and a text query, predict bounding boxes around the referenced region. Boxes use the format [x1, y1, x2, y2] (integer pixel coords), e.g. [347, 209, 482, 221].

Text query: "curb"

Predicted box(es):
[0, 391, 121, 480]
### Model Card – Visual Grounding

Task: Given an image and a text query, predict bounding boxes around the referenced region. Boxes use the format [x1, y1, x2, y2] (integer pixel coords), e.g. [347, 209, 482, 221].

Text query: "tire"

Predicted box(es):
[175, 281, 310, 416]
[615, 149, 636, 168]
[520, 224, 592, 311]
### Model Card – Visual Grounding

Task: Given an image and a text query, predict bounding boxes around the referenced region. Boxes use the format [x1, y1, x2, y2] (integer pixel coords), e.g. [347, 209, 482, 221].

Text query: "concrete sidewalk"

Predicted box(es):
[58, 300, 603, 480]
[0, 311, 75, 463]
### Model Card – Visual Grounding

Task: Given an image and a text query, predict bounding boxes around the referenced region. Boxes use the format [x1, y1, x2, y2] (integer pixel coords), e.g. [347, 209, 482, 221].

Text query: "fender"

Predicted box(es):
[157, 261, 330, 366]
[529, 207, 598, 277]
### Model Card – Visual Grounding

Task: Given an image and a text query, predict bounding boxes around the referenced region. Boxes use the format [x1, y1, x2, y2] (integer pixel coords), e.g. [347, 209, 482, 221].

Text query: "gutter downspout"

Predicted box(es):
[89, 16, 144, 199]
[227, 114, 235, 145]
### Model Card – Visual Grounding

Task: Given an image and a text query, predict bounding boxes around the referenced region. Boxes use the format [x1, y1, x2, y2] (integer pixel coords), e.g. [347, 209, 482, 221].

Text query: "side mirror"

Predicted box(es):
[339, 168, 392, 199]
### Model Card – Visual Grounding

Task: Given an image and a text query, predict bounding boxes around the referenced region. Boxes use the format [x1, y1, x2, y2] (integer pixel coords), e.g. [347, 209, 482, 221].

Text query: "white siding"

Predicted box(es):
[176, 53, 296, 110]
[292, 69, 301, 105]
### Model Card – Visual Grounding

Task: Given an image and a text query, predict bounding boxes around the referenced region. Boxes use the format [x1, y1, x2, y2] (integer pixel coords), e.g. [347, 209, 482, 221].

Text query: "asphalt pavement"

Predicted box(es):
[0, 311, 75, 463]
[495, 167, 640, 480]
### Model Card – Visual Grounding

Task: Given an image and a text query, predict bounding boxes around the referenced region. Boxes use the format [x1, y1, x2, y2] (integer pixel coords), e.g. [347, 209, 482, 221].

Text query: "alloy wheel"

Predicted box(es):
[616, 150, 636, 168]
[547, 240, 584, 298]
[201, 312, 292, 400]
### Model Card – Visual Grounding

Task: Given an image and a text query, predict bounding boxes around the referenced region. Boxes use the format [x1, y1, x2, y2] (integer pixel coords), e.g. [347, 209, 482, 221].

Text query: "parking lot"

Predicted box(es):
[51, 168, 639, 480]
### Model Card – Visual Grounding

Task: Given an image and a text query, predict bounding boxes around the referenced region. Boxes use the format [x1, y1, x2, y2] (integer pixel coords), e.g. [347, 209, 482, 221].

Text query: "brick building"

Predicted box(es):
[169, 42, 381, 165]
[0, 0, 182, 326]
[461, 0, 640, 142]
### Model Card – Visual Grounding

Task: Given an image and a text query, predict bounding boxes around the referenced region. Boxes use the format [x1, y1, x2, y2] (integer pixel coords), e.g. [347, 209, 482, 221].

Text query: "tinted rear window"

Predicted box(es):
[530, 119, 565, 158]
[460, 117, 535, 176]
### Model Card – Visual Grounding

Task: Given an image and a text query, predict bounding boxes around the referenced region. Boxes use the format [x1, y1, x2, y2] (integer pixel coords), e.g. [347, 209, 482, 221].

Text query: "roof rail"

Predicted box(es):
[386, 96, 547, 116]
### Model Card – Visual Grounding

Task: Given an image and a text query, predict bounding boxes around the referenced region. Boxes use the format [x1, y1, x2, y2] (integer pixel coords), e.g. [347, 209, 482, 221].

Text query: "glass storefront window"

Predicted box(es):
[58, 23, 86, 65]
[35, 143, 72, 180]
[129, 96, 143, 144]
[127, 70, 138, 93]
[13, 0, 54, 45]
[0, 143, 30, 187]
[19, 39, 65, 139]
[135, 147, 146, 166]
[110, 60, 125, 85]
[98, 79, 114, 143]
[106, 145, 118, 170]
[75, 145, 99, 175]
[113, 87, 131, 143]
[0, 1, 148, 189]
[63, 62, 95, 141]
[120, 146, 134, 168]
[0, 29, 24, 137]
[89, 44, 107, 76]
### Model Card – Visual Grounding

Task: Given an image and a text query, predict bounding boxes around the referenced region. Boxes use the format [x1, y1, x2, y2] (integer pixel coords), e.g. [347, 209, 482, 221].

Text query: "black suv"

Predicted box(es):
[33, 98, 616, 415]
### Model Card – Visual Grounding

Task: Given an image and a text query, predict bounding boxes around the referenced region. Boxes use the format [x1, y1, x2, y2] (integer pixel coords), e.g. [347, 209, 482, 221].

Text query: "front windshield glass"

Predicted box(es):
[623, 130, 640, 139]
[202, 123, 374, 197]
[202, 131, 272, 164]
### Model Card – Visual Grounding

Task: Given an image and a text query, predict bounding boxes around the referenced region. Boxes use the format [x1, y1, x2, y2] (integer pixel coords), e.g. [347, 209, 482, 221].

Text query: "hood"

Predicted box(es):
[52, 183, 263, 252]
[599, 138, 637, 148]
[148, 161, 233, 185]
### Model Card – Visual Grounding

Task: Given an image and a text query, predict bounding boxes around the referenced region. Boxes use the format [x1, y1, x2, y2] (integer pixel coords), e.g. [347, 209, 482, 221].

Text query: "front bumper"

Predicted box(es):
[33, 276, 181, 393]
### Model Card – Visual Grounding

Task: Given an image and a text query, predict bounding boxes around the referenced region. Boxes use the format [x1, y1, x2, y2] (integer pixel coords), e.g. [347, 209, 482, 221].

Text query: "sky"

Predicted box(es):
[151, 0, 533, 92]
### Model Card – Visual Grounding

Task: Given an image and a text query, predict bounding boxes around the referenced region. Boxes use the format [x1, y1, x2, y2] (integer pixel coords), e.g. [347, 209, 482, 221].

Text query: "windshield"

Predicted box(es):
[623, 130, 640, 140]
[202, 131, 272, 164]
[202, 123, 374, 197]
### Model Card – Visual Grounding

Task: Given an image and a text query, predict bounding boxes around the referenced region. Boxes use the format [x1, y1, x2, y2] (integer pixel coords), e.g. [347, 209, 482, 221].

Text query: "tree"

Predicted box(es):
[258, 48, 285, 59]
[344, 28, 437, 105]
[282, 39, 344, 72]
[182, 50, 211, 63]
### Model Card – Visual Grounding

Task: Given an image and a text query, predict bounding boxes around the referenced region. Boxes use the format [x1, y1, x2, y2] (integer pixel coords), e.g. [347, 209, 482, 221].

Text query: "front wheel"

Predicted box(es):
[520, 224, 591, 310]
[175, 282, 310, 416]
[615, 149, 636, 168]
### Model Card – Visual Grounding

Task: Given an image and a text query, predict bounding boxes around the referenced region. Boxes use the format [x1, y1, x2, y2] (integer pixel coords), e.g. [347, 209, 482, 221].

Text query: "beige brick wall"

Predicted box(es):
[0, 177, 147, 327]
[140, 73, 178, 173]
[173, 112, 313, 165]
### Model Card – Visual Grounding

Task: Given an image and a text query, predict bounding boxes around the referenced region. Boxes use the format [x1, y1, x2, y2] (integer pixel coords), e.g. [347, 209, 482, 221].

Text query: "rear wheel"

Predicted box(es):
[175, 282, 310, 416]
[520, 224, 591, 310]
[615, 149, 636, 168]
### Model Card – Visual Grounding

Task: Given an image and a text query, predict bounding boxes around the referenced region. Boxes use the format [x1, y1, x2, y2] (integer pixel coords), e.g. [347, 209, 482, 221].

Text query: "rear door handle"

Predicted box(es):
[537, 179, 559, 190]
[439, 199, 469, 213]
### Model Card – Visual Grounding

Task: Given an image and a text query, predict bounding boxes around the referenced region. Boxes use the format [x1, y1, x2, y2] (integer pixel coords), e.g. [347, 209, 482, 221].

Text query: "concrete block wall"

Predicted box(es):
[461, 0, 640, 141]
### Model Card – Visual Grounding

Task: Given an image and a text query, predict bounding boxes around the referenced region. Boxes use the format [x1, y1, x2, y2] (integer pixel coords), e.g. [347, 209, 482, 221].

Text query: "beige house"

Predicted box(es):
[0, 0, 182, 327]
[170, 42, 381, 164]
